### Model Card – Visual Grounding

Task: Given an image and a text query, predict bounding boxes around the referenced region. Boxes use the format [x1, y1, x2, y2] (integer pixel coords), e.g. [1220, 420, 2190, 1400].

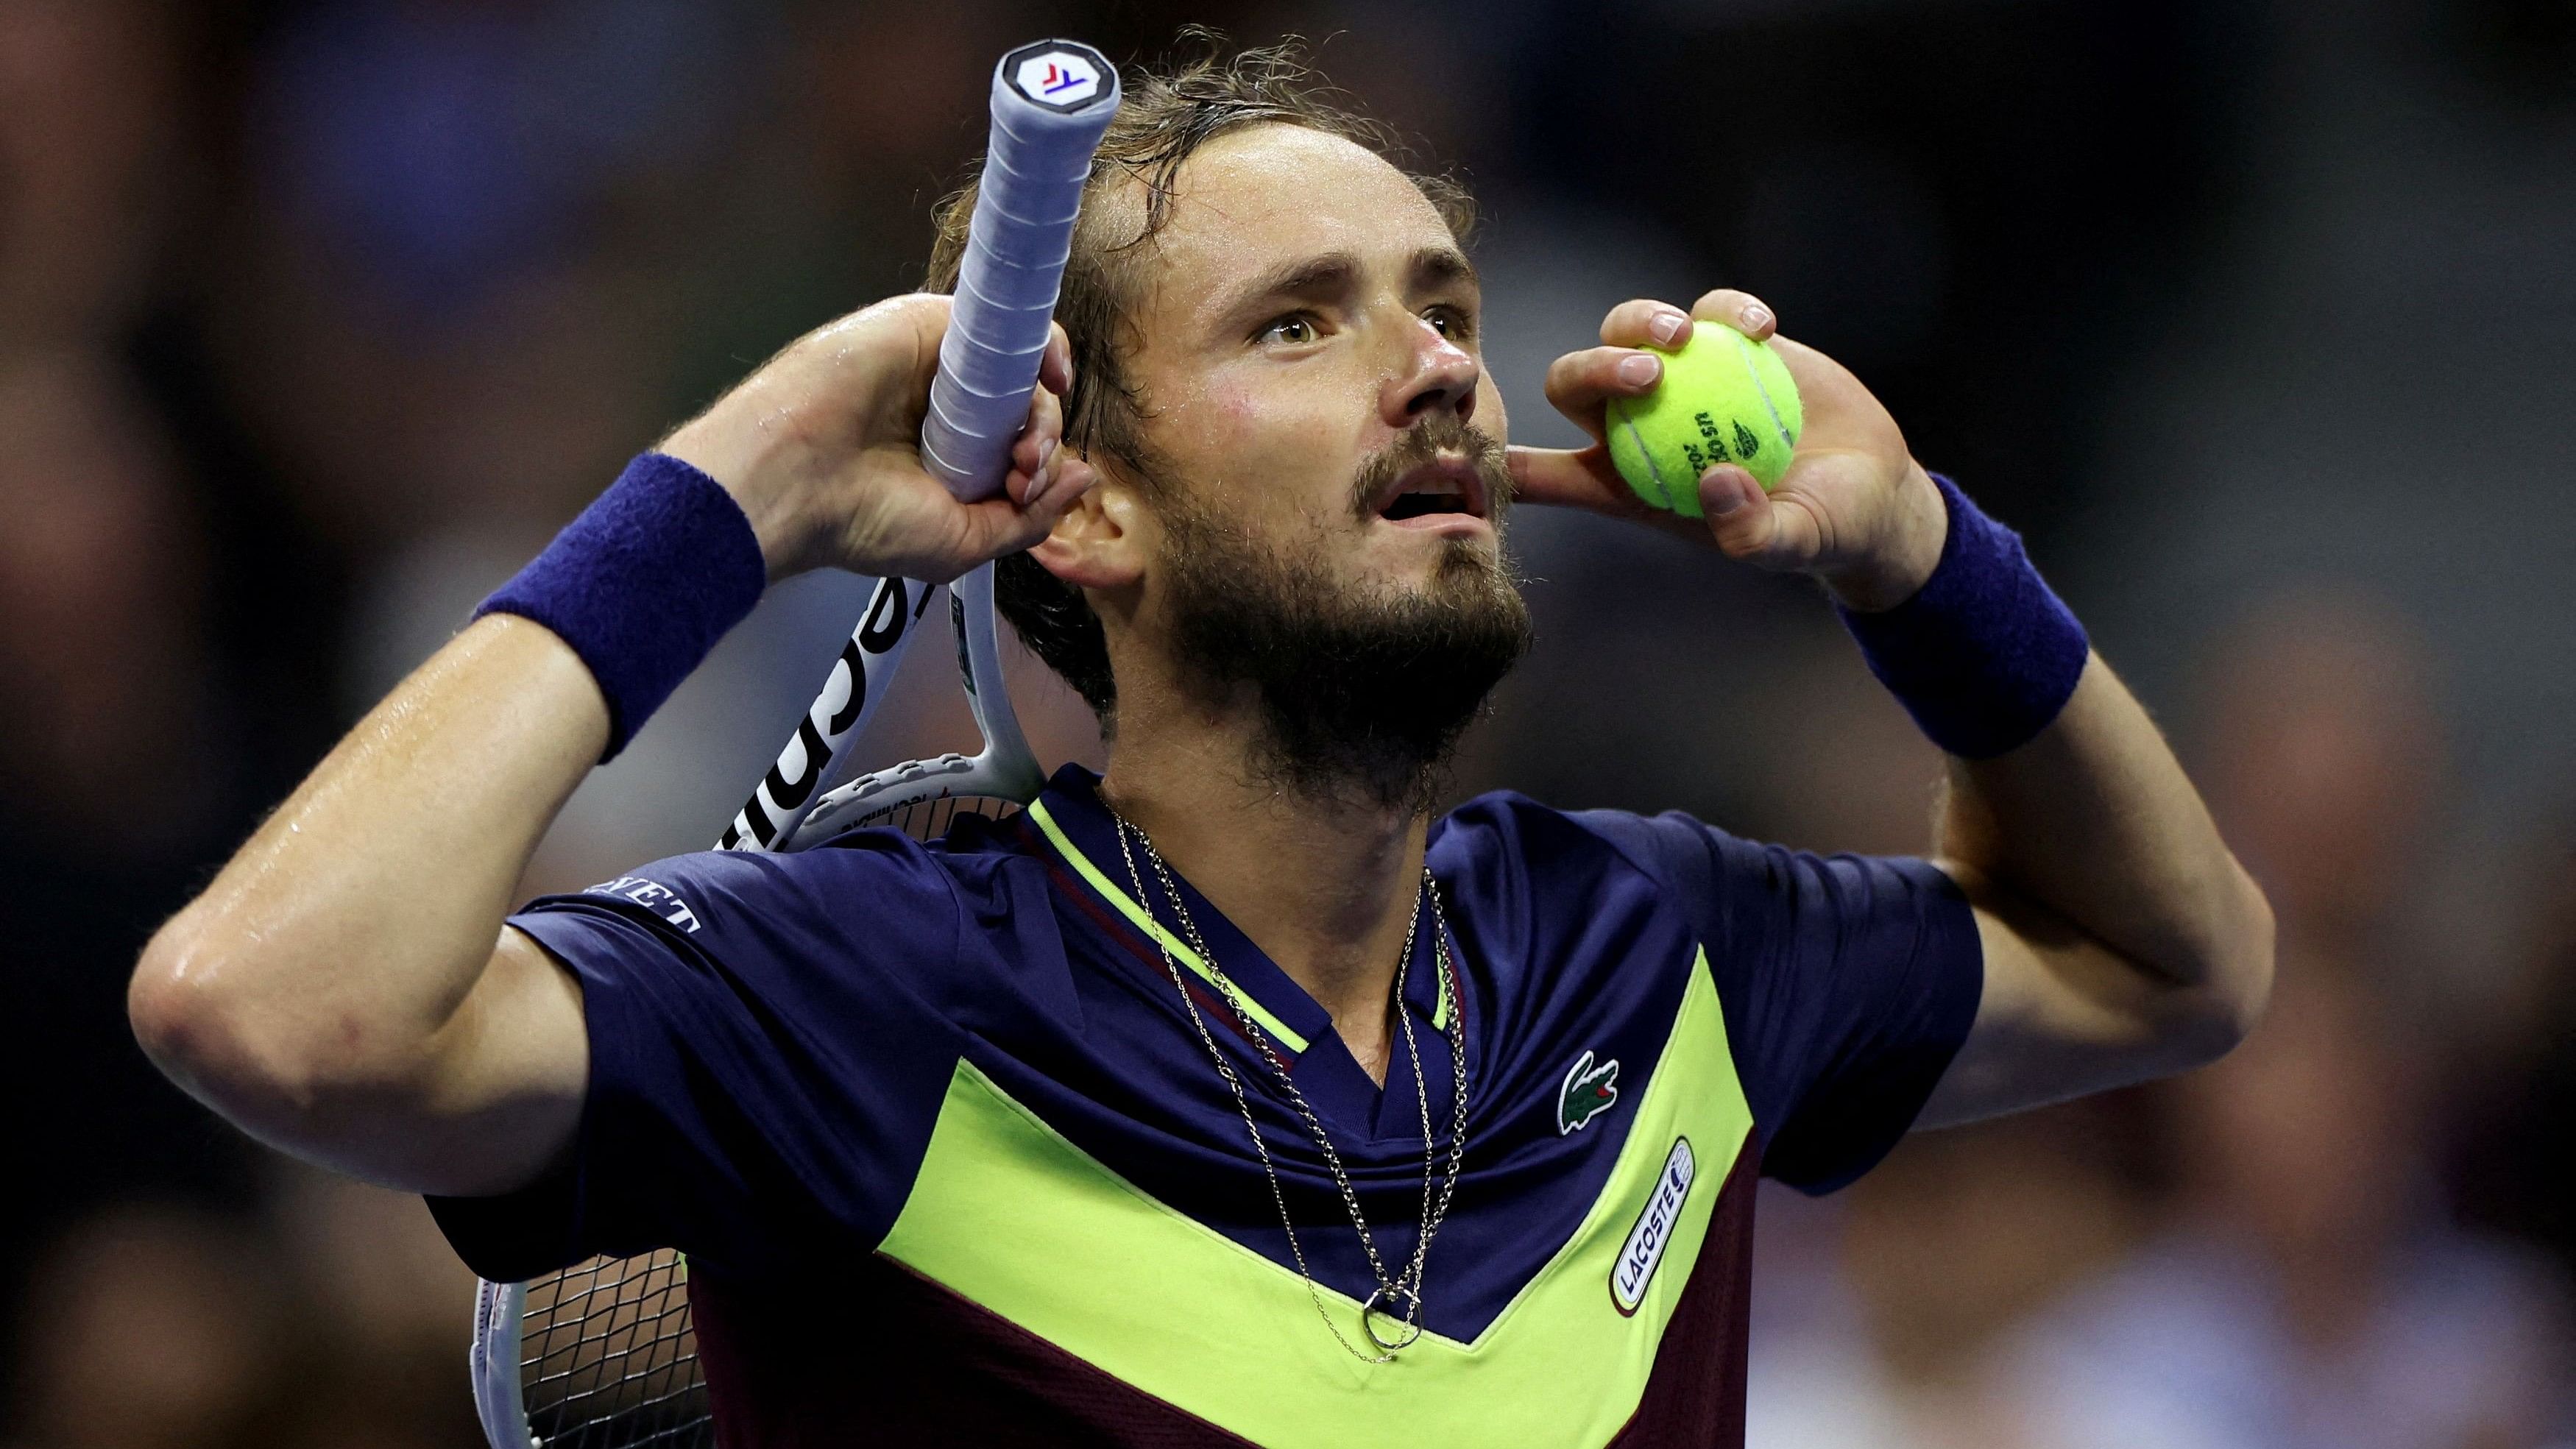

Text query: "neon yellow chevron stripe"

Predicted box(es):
[1027, 798, 1311, 1052]
[1027, 799, 1452, 1038]
[877, 948, 1749, 1446]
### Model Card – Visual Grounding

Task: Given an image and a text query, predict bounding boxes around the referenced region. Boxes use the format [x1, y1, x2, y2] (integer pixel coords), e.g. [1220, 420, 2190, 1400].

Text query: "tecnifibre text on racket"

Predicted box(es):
[467, 40, 1119, 1449]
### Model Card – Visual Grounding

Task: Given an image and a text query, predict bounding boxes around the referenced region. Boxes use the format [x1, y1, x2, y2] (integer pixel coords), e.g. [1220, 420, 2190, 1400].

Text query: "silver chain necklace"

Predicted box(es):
[1110, 811, 1470, 1362]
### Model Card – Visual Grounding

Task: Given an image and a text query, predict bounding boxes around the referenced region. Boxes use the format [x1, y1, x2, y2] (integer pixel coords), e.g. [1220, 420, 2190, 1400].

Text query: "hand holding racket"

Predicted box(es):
[476, 43, 1122, 1446]
[657, 294, 1093, 586]
[662, 36, 1119, 589]
[712, 38, 1120, 855]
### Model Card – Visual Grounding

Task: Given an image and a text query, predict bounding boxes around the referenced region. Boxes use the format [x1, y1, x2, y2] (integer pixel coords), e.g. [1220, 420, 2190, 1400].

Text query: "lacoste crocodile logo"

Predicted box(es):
[1557, 1050, 1621, 1135]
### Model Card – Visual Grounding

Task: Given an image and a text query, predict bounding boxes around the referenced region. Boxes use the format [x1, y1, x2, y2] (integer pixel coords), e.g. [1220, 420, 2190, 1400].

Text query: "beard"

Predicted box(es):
[1154, 414, 1532, 815]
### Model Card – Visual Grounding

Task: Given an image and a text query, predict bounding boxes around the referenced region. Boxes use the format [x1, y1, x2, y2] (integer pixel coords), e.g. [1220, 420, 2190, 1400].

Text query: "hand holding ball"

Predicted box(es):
[1605, 327, 1803, 517]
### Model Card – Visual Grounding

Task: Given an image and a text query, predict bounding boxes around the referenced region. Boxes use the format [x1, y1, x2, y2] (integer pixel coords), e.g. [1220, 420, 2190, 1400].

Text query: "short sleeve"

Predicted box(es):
[426, 838, 972, 1283]
[1576, 810, 1983, 1194]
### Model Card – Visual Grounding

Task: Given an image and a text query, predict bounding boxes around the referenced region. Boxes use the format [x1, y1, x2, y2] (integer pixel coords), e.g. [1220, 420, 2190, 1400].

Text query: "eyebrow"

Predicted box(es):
[1235, 252, 1359, 313]
[1215, 245, 1481, 330]
[1412, 245, 1478, 292]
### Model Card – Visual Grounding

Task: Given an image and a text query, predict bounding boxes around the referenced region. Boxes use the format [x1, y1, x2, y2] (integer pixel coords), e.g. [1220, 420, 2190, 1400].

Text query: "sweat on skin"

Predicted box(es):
[128, 113, 2271, 1447]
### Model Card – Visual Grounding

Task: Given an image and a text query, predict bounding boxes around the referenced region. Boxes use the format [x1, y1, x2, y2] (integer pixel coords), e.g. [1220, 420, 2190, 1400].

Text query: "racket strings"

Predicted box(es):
[520, 1250, 710, 1448]
[866, 793, 1019, 840]
[514, 796, 1023, 1448]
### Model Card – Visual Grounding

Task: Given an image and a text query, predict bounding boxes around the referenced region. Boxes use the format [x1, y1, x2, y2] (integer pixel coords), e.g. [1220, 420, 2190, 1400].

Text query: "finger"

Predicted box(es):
[1511, 444, 1739, 550]
[893, 292, 955, 384]
[1597, 299, 1693, 351]
[962, 456, 1096, 560]
[1038, 322, 1074, 396]
[1696, 464, 1822, 569]
[1006, 383, 1068, 506]
[1507, 444, 1639, 514]
[1688, 289, 1777, 340]
[1542, 345, 1664, 426]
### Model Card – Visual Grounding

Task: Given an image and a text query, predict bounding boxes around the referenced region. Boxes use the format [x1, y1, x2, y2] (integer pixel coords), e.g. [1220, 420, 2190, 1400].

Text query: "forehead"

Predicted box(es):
[1141, 124, 1460, 294]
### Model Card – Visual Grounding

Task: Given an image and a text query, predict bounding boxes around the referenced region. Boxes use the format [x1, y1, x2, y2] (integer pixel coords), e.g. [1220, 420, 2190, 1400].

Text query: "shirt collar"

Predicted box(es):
[1025, 765, 1457, 1063]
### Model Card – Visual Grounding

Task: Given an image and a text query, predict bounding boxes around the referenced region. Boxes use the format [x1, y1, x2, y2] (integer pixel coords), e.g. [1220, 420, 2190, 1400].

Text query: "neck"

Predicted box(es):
[1100, 703, 1427, 1086]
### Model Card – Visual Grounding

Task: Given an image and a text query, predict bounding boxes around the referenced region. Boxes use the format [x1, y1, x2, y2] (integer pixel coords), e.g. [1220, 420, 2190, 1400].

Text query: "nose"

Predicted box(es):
[1380, 315, 1480, 430]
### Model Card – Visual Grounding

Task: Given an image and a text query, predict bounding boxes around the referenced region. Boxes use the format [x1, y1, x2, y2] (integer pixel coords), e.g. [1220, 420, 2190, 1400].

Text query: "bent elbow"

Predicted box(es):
[128, 922, 379, 1133]
[2214, 868, 2277, 1045]
[130, 923, 288, 1109]
[131, 924, 226, 1085]
[2168, 871, 2276, 1071]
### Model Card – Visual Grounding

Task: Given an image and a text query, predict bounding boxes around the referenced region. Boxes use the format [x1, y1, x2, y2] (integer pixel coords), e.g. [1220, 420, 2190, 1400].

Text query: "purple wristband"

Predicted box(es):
[1836, 475, 2089, 759]
[475, 452, 768, 760]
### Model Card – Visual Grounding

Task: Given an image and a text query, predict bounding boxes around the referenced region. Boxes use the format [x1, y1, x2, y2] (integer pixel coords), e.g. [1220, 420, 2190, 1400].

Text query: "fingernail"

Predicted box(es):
[1618, 353, 1661, 387]
[1649, 309, 1688, 347]
[1026, 461, 1056, 507]
[1739, 302, 1774, 333]
[1705, 468, 1745, 515]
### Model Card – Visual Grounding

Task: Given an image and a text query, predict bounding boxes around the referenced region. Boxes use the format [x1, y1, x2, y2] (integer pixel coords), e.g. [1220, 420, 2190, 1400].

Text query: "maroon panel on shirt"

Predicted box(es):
[691, 1257, 1258, 1448]
[685, 1135, 1759, 1449]
[1605, 1136, 1758, 1448]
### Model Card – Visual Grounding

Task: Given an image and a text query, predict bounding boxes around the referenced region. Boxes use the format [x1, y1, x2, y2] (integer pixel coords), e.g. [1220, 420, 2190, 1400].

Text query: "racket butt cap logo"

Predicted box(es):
[1005, 40, 1111, 111]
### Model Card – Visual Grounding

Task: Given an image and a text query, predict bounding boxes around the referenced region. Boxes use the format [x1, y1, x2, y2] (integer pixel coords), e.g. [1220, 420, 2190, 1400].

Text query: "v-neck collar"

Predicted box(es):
[1025, 765, 1460, 1140]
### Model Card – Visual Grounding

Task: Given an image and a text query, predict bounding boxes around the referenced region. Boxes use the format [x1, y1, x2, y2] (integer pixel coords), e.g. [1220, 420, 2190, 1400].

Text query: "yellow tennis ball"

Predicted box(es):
[1604, 327, 1804, 517]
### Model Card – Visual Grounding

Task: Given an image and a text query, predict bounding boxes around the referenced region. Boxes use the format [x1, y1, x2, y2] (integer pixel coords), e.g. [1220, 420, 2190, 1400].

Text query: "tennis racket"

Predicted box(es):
[468, 40, 1119, 1449]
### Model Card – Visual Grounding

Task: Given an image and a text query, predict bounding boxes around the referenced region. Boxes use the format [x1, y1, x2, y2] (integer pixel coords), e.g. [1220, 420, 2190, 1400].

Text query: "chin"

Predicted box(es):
[1430, 532, 1517, 594]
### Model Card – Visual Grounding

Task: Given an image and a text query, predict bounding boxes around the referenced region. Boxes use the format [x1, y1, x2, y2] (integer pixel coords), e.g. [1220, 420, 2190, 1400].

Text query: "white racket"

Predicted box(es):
[468, 40, 1119, 1449]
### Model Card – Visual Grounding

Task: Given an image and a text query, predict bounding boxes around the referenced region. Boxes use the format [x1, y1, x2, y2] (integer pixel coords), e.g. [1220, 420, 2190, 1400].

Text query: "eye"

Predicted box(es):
[1257, 312, 1322, 347]
[1423, 304, 1476, 343]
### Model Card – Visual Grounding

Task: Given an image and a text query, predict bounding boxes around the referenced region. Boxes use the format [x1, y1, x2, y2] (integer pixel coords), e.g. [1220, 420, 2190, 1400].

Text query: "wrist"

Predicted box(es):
[1822, 461, 1947, 613]
[1836, 474, 2089, 759]
[660, 387, 818, 581]
[475, 453, 768, 760]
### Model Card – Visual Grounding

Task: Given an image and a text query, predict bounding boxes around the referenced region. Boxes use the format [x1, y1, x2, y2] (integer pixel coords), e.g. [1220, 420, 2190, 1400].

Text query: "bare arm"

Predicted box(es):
[131, 617, 606, 1194]
[130, 298, 1091, 1196]
[1512, 288, 2272, 1124]
[1919, 654, 2272, 1124]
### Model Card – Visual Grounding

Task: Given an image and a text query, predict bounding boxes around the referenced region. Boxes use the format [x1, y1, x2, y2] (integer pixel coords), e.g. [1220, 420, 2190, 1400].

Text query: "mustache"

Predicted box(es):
[1347, 414, 1512, 522]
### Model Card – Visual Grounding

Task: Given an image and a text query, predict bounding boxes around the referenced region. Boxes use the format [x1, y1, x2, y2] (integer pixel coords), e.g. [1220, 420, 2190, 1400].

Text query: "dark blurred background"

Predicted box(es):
[4, 1, 2573, 1445]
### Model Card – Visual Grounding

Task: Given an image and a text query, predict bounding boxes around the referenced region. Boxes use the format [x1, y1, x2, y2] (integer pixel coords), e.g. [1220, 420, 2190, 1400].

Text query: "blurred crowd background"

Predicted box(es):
[3, 0, 2572, 1445]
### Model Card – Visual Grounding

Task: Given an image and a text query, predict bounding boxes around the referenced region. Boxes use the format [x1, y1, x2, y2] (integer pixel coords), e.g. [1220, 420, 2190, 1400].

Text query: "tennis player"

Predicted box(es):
[131, 46, 2272, 1448]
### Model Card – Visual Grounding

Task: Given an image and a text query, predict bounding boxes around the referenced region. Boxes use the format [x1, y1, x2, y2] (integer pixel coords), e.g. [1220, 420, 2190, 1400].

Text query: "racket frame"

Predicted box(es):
[468, 571, 1041, 1449]
[467, 38, 1117, 1449]
[785, 562, 1044, 849]
[472, 1278, 533, 1449]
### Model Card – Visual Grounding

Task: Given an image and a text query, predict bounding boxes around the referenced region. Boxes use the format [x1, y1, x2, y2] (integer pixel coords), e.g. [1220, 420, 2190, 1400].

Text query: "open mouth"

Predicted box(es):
[1382, 492, 1472, 521]
[1371, 456, 1491, 525]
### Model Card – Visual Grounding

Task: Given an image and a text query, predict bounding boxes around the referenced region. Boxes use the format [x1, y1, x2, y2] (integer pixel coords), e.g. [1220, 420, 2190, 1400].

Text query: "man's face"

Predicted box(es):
[1089, 122, 1529, 808]
[1116, 123, 1512, 598]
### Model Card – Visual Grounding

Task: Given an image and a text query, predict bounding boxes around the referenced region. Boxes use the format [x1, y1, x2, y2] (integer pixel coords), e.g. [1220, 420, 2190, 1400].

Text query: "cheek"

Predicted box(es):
[1189, 378, 1369, 517]
[1211, 383, 1262, 434]
[1200, 376, 1340, 447]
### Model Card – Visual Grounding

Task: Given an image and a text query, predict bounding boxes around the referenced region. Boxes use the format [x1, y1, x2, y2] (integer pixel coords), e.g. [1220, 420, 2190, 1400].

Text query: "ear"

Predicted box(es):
[1030, 465, 1150, 592]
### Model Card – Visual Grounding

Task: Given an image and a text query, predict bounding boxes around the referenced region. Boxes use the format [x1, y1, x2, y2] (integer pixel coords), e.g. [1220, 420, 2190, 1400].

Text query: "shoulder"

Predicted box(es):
[504, 825, 1066, 1060]
[1430, 793, 1735, 1021]
[511, 825, 1067, 1008]
[1437, 791, 1782, 943]
[1444, 789, 1779, 878]
[1437, 790, 1734, 871]
[533, 828, 977, 943]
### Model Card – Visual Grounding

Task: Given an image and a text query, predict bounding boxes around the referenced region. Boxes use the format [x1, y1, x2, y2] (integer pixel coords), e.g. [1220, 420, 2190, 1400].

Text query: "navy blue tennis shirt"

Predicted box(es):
[433, 765, 1981, 1446]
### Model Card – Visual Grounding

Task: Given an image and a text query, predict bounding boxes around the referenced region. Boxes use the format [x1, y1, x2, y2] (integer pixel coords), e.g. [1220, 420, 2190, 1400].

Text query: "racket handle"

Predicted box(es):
[921, 40, 1121, 503]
